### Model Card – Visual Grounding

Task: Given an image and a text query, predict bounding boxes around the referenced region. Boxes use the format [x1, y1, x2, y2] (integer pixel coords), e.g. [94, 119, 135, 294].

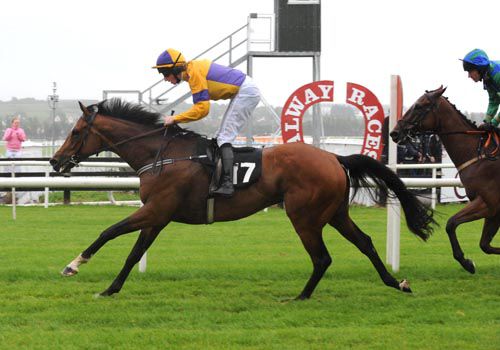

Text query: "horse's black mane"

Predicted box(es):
[426, 88, 478, 129]
[96, 98, 203, 138]
[442, 96, 478, 129]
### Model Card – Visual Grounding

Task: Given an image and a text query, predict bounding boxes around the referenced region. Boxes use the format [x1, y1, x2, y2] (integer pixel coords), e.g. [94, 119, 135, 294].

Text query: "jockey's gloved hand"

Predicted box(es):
[478, 122, 495, 132]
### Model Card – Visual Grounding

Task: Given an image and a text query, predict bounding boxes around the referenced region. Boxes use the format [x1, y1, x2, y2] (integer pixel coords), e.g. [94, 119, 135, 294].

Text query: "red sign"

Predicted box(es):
[281, 80, 385, 161]
[281, 80, 334, 143]
[346, 83, 385, 160]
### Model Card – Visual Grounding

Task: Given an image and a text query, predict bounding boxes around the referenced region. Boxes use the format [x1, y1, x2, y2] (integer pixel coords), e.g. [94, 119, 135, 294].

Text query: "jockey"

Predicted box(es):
[461, 49, 500, 128]
[153, 48, 261, 197]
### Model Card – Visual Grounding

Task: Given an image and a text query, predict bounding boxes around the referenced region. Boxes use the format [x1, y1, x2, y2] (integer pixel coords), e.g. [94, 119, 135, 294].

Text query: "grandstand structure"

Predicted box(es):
[103, 0, 322, 145]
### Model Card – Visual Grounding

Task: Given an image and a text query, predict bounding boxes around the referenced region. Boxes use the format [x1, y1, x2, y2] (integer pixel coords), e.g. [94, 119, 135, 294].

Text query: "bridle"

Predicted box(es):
[399, 94, 500, 172]
[399, 93, 442, 139]
[67, 109, 206, 176]
[67, 107, 99, 168]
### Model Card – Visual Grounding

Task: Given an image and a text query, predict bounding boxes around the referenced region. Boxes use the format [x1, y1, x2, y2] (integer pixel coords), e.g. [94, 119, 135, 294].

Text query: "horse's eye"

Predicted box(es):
[72, 129, 79, 136]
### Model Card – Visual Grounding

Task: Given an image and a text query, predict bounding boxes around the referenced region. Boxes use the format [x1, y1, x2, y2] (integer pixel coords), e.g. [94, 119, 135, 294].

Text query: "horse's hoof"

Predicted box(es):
[61, 266, 78, 277]
[461, 259, 476, 274]
[399, 279, 412, 293]
[94, 292, 114, 299]
[99, 288, 119, 297]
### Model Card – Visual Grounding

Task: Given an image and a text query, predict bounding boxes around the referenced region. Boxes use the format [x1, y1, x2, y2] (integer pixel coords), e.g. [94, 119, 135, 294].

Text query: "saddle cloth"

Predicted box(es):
[196, 138, 263, 192]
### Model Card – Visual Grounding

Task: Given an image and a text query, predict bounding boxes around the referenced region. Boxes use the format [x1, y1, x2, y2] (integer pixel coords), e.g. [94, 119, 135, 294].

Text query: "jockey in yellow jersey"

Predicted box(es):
[153, 48, 261, 197]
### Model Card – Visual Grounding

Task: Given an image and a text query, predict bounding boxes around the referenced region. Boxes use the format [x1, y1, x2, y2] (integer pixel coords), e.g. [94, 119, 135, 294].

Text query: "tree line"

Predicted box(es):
[1, 97, 485, 141]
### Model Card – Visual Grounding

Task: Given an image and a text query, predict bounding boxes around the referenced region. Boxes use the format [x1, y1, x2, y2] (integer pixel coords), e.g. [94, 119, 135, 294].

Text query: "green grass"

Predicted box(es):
[0, 204, 499, 349]
[47, 190, 139, 203]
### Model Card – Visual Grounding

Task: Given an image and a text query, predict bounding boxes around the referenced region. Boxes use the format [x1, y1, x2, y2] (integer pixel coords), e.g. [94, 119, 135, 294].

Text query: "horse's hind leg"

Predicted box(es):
[62, 205, 160, 276]
[479, 217, 500, 255]
[100, 225, 164, 296]
[445, 197, 489, 273]
[330, 213, 409, 292]
[294, 228, 332, 300]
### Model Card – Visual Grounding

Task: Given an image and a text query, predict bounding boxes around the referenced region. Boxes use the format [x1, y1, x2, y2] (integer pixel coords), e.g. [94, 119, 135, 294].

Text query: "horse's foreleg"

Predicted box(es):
[330, 215, 408, 292]
[445, 197, 489, 274]
[62, 205, 159, 276]
[479, 217, 500, 254]
[99, 225, 164, 297]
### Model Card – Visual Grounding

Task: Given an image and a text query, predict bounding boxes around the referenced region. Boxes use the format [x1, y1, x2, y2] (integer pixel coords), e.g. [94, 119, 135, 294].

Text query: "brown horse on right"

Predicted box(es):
[391, 86, 500, 273]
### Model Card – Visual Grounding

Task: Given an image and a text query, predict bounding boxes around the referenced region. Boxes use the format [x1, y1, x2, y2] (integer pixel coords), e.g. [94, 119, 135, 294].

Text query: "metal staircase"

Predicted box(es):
[139, 24, 249, 114]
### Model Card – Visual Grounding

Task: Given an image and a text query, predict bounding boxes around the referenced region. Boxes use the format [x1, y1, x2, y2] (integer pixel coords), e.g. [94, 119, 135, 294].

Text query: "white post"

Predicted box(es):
[387, 75, 401, 269]
[390, 201, 401, 272]
[44, 169, 49, 209]
[11, 162, 16, 220]
[138, 201, 147, 273]
[431, 168, 437, 209]
[386, 209, 393, 264]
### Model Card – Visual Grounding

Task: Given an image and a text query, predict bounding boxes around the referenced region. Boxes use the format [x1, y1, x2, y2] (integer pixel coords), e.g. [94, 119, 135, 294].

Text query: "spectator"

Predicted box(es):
[3, 116, 26, 158]
[422, 134, 442, 163]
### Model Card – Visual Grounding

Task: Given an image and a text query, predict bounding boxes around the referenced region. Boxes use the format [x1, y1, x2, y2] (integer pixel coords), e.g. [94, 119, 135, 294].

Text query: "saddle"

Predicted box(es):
[195, 138, 263, 224]
[196, 138, 263, 196]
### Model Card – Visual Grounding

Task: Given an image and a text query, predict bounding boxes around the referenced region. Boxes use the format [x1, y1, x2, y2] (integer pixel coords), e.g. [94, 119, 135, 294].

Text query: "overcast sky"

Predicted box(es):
[1, 0, 499, 114]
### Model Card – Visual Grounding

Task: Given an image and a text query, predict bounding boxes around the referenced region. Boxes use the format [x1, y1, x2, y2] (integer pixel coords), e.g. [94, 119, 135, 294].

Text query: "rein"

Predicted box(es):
[402, 93, 500, 173]
[93, 127, 166, 155]
[410, 129, 500, 172]
[136, 154, 208, 176]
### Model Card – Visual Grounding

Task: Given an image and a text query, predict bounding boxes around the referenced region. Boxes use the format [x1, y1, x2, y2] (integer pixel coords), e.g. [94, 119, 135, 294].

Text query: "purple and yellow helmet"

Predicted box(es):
[152, 48, 186, 69]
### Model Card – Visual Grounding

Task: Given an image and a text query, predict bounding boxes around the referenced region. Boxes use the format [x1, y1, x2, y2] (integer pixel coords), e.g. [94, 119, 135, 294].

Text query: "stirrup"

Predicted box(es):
[212, 182, 234, 197]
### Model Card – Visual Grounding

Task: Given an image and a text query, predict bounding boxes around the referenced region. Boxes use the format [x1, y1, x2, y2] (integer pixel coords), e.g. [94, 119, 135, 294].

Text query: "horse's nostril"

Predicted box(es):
[389, 131, 398, 140]
[49, 158, 58, 166]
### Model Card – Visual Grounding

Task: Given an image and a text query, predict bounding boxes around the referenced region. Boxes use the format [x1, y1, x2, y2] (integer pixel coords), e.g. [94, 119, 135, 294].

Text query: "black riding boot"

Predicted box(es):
[212, 143, 234, 197]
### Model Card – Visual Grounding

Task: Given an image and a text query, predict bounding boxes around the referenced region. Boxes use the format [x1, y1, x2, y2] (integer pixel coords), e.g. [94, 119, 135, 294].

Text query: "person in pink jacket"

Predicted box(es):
[3, 117, 26, 158]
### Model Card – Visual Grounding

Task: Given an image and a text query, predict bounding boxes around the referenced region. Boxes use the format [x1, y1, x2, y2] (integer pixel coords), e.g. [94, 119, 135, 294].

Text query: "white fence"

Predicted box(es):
[1, 160, 464, 274]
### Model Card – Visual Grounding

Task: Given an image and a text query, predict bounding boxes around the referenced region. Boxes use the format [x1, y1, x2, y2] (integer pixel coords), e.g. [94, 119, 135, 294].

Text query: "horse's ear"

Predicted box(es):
[429, 85, 447, 101]
[78, 101, 91, 116]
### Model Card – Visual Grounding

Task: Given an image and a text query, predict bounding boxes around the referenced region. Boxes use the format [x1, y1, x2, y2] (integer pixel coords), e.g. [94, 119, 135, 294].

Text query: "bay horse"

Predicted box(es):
[50, 99, 434, 299]
[391, 86, 500, 273]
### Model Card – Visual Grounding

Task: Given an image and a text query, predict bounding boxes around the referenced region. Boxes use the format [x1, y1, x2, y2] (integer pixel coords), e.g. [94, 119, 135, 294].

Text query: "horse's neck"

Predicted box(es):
[98, 122, 187, 171]
[437, 109, 478, 167]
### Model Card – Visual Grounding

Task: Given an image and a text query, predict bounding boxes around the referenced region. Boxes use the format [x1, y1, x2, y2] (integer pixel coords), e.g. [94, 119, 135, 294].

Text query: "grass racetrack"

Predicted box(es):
[0, 204, 499, 349]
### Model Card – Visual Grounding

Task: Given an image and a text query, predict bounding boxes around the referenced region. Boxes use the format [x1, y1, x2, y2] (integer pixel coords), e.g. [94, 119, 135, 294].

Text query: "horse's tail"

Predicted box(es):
[336, 154, 435, 241]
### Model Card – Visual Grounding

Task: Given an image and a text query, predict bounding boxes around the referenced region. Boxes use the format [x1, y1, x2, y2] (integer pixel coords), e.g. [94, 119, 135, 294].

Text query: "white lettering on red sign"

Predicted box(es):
[281, 81, 334, 144]
[281, 81, 384, 161]
[346, 83, 385, 160]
